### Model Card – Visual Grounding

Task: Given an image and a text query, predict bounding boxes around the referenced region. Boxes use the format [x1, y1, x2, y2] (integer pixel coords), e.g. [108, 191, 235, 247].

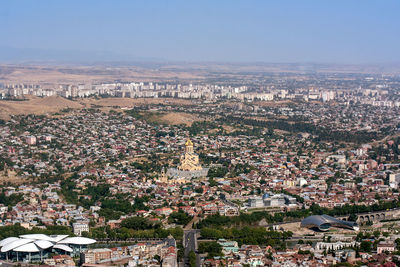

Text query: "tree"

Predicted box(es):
[195, 187, 204, 194]
[198, 242, 223, 258]
[168, 211, 193, 226]
[207, 166, 228, 178]
[153, 255, 161, 264]
[189, 251, 196, 267]
[120, 217, 159, 230]
[360, 241, 372, 252]
[208, 178, 218, 187]
[383, 232, 389, 238]
[395, 238, 400, 249]
[348, 214, 357, 222]
[0, 192, 23, 206]
[373, 230, 380, 239]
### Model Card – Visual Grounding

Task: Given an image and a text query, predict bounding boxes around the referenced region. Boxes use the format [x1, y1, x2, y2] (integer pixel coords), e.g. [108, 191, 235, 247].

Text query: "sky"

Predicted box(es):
[0, 0, 399, 64]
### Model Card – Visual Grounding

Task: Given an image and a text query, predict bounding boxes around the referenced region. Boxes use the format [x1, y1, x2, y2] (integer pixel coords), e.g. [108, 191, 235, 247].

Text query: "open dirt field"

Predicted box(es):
[0, 96, 201, 120]
[0, 96, 83, 120]
[0, 96, 204, 128]
[0, 170, 27, 185]
[149, 112, 203, 126]
[278, 222, 315, 235]
[0, 65, 205, 85]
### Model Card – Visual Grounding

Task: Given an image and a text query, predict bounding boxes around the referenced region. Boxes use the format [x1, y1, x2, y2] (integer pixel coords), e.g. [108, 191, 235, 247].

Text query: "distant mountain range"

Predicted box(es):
[0, 46, 399, 74]
[0, 46, 163, 64]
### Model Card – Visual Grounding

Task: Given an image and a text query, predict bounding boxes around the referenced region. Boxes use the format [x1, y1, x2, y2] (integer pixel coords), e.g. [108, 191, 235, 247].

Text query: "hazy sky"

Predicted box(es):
[1, 0, 399, 63]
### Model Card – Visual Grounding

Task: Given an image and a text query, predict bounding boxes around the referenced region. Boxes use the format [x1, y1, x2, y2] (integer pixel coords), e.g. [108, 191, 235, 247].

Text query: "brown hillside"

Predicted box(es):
[0, 96, 82, 120]
[150, 112, 203, 126]
[31, 96, 83, 108]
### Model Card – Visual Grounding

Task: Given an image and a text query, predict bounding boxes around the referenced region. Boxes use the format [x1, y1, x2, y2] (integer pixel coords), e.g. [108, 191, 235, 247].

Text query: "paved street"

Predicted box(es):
[184, 230, 201, 267]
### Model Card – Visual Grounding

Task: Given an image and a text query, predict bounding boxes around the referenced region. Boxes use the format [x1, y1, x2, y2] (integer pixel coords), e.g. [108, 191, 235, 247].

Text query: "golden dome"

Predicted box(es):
[185, 139, 193, 147]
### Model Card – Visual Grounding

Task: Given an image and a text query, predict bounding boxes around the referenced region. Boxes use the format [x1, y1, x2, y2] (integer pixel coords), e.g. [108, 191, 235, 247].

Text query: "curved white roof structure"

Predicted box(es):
[0, 234, 96, 253]
[53, 244, 73, 252]
[1, 239, 34, 252]
[58, 237, 96, 245]
[53, 235, 70, 243]
[0, 237, 19, 247]
[13, 243, 40, 253]
[20, 234, 56, 242]
[34, 240, 54, 249]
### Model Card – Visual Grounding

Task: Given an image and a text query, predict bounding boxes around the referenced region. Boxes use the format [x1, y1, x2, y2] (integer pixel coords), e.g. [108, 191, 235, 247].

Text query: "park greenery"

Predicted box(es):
[0, 191, 23, 207]
[60, 175, 150, 220]
[189, 250, 196, 267]
[186, 121, 220, 136]
[196, 199, 400, 229]
[124, 109, 145, 120]
[207, 163, 255, 179]
[207, 166, 229, 179]
[78, 217, 184, 241]
[200, 226, 292, 248]
[168, 210, 193, 226]
[0, 222, 158, 242]
[0, 156, 13, 171]
[198, 241, 223, 258]
[219, 115, 387, 143]
[84, 225, 184, 241]
[120, 216, 160, 230]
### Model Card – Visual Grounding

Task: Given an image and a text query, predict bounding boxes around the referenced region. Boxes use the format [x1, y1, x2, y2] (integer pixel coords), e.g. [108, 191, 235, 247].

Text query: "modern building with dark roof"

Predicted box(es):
[301, 215, 359, 232]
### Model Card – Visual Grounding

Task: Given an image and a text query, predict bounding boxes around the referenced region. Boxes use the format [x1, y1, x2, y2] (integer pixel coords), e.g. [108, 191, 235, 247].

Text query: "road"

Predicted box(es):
[184, 216, 200, 230]
[184, 230, 201, 267]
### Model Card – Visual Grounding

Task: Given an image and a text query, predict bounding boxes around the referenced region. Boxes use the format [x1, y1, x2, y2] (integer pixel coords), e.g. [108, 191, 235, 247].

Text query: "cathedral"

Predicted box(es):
[177, 139, 203, 171]
[163, 139, 208, 183]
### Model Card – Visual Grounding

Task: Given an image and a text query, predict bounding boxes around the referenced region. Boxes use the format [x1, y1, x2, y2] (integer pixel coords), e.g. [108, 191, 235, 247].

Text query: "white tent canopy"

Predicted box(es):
[0, 234, 95, 253]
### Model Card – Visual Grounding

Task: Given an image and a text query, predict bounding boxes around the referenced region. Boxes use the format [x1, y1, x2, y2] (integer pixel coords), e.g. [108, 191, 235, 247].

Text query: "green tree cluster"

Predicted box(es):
[200, 226, 292, 248]
[198, 241, 223, 258]
[207, 166, 229, 179]
[120, 217, 160, 230]
[168, 210, 193, 226]
[0, 192, 23, 206]
[86, 226, 183, 241]
[197, 199, 400, 228]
